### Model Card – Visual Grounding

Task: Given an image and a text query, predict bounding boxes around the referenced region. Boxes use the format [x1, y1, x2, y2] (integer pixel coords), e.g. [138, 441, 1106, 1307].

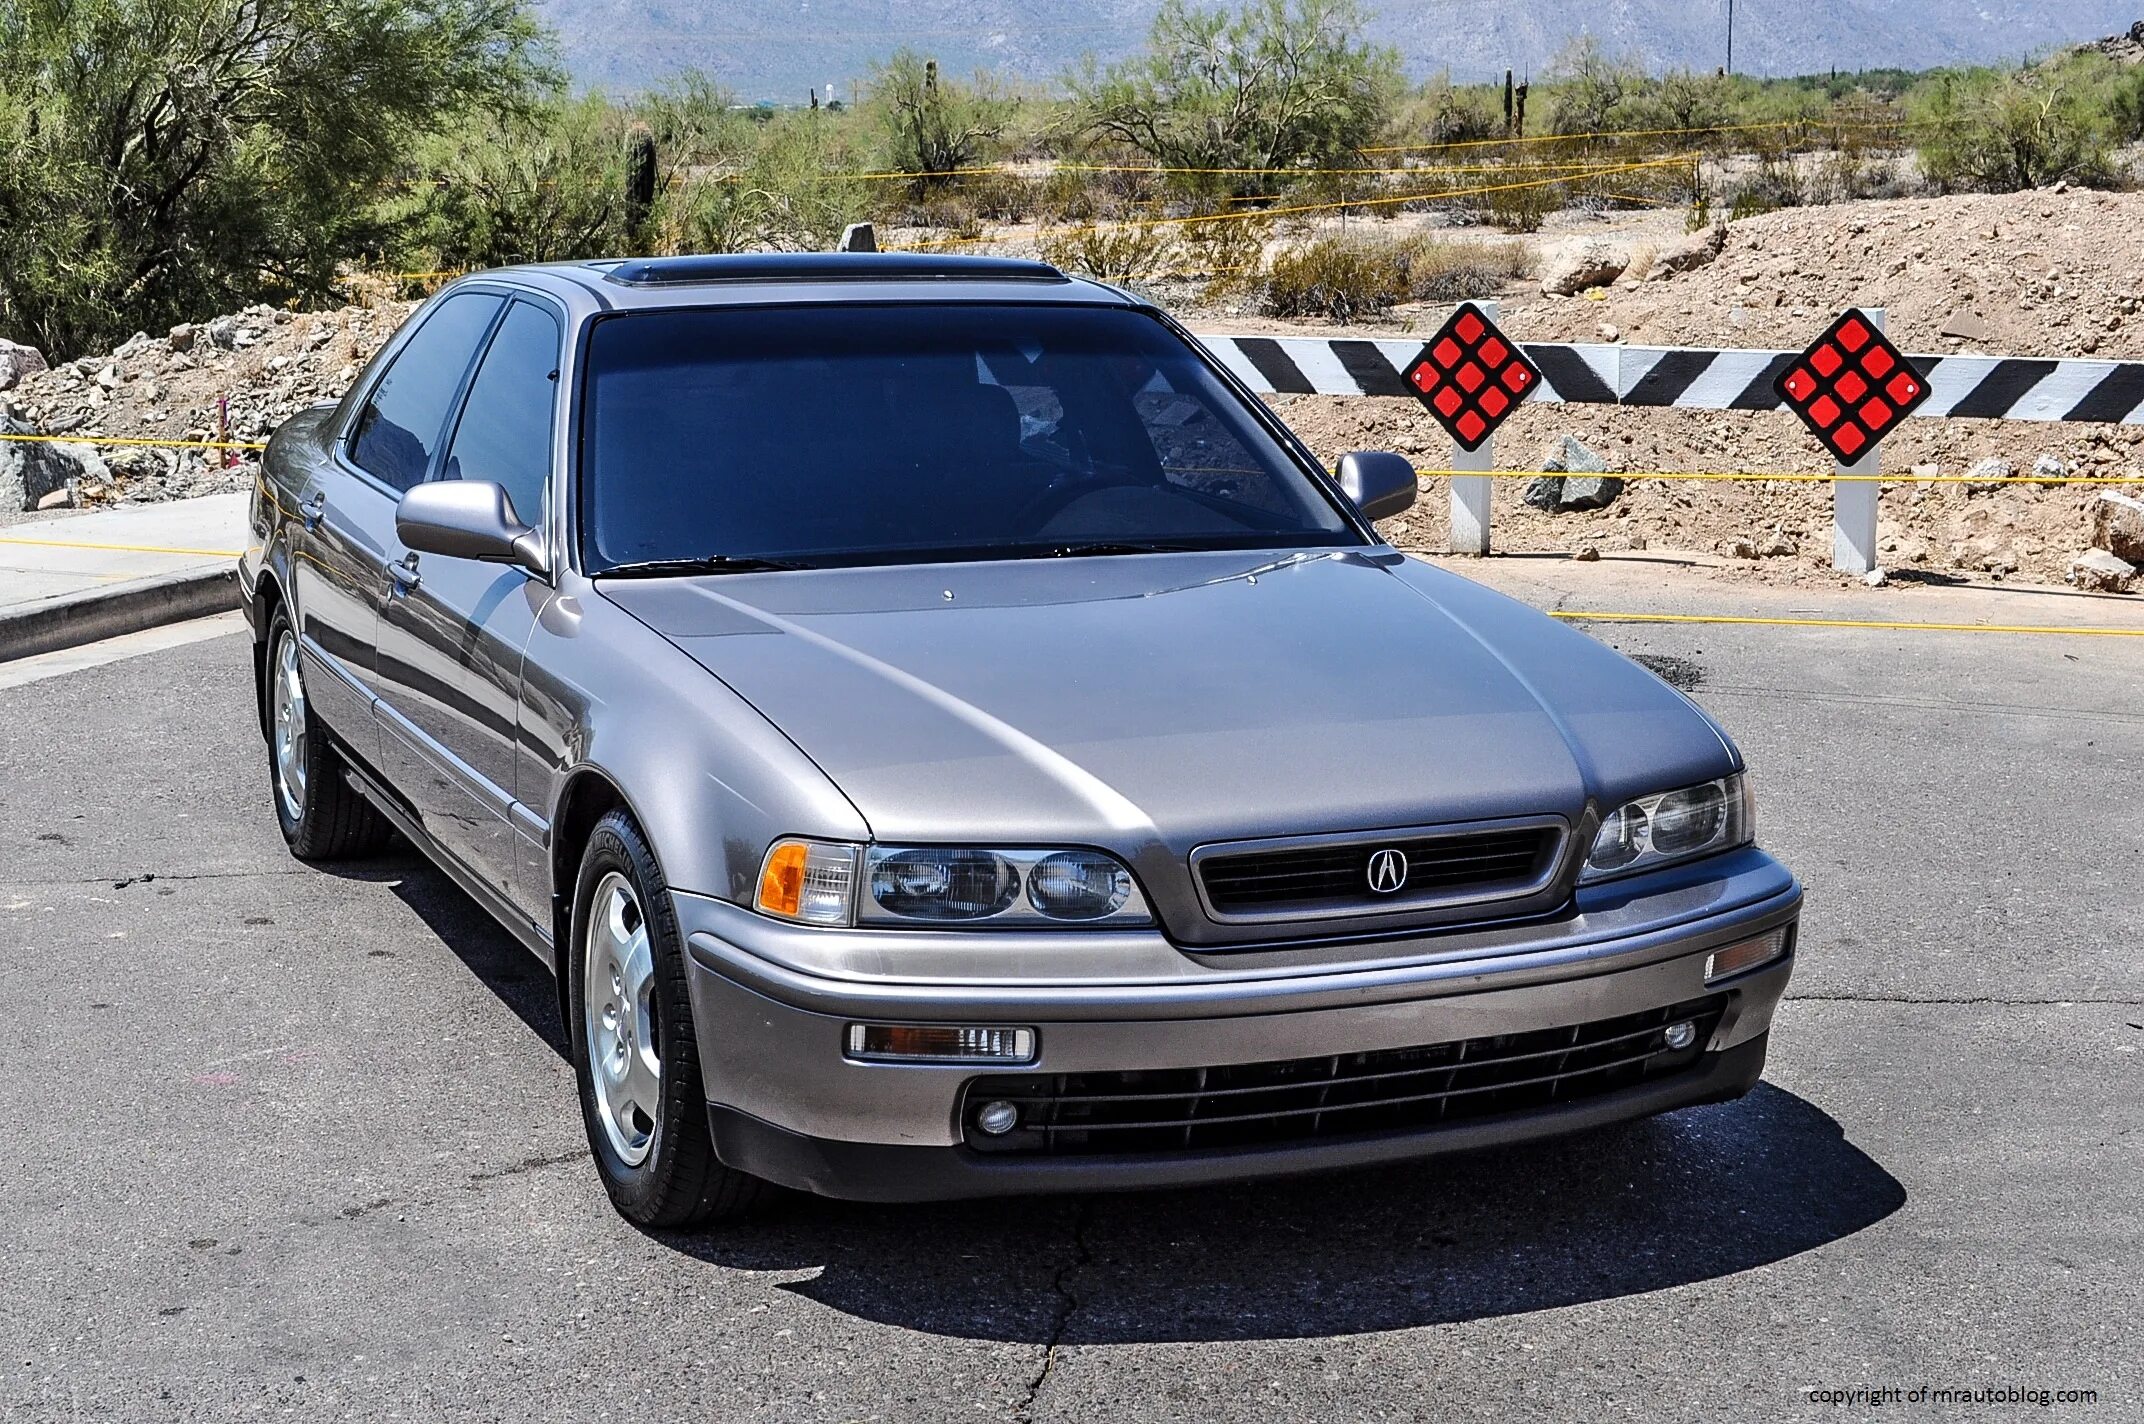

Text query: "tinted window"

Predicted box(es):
[581, 304, 1358, 572]
[441, 300, 560, 526]
[349, 292, 503, 492]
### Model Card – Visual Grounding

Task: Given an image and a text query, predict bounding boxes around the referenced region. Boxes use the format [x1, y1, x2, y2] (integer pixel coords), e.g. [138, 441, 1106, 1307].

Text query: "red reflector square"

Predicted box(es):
[1400, 302, 1538, 453]
[1775, 309, 1928, 464]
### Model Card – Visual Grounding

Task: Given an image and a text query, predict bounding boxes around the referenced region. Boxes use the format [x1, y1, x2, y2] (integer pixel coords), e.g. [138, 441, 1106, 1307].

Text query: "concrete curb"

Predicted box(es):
[0, 565, 240, 664]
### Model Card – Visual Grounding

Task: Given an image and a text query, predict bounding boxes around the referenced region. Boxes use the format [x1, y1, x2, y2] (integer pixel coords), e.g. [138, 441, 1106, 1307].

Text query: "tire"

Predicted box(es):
[263, 610, 391, 861]
[568, 810, 767, 1227]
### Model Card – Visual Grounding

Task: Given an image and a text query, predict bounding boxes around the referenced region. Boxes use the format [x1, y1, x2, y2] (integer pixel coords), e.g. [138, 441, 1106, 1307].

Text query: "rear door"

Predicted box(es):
[373, 297, 563, 919]
[301, 291, 505, 755]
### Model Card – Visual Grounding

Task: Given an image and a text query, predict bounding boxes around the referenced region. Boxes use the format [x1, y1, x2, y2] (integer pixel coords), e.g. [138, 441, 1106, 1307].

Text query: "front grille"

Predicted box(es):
[1196, 825, 1557, 917]
[962, 996, 1725, 1156]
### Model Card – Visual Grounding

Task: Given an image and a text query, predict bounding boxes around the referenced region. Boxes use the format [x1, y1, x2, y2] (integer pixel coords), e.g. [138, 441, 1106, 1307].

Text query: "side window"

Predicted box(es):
[439, 300, 561, 527]
[348, 293, 503, 492]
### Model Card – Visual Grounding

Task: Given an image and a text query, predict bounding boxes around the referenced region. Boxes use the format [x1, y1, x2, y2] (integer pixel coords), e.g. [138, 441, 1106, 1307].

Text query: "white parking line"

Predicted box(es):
[0, 611, 246, 690]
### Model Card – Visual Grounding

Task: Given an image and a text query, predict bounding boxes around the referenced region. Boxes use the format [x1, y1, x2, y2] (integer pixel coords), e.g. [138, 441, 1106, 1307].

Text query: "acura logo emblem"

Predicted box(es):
[1366, 848, 1409, 894]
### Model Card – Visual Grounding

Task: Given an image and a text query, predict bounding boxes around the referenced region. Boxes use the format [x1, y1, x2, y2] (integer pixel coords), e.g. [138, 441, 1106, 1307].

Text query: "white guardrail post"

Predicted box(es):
[1832, 308, 1884, 575]
[1448, 299, 1495, 555]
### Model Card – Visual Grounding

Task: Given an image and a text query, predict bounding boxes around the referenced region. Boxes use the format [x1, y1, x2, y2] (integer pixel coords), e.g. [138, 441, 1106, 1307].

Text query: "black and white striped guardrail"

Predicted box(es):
[1196, 335, 2144, 424]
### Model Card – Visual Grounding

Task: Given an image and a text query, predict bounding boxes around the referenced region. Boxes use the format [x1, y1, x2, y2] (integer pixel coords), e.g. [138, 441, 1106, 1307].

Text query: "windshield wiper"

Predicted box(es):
[1038, 541, 1201, 559]
[596, 555, 818, 578]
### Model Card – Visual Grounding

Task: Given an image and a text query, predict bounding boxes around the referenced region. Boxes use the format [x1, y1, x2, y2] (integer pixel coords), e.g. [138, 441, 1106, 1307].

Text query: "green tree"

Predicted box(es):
[1912, 62, 2117, 193]
[1067, 0, 1401, 187]
[0, 0, 553, 359]
[1543, 36, 1644, 136]
[872, 51, 1011, 183]
[390, 94, 631, 271]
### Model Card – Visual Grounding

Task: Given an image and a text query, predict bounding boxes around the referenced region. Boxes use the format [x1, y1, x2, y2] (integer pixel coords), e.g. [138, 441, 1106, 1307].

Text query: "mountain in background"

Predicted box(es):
[538, 1, 2144, 100]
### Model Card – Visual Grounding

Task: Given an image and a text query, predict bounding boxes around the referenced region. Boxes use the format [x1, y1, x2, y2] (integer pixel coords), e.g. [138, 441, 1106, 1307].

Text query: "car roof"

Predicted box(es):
[461, 252, 1143, 315]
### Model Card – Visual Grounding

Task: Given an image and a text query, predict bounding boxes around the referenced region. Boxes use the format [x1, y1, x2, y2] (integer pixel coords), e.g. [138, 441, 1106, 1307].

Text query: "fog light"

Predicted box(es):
[1705, 927, 1789, 984]
[844, 1023, 1036, 1063]
[1663, 1020, 1698, 1051]
[975, 1100, 1021, 1136]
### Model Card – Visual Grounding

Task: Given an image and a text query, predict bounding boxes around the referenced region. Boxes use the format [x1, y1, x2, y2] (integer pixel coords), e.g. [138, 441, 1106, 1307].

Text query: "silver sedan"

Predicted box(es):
[238, 253, 1800, 1224]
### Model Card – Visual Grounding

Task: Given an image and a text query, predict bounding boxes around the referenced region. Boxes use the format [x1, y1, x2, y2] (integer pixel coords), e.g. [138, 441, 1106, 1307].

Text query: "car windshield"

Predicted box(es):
[579, 302, 1363, 572]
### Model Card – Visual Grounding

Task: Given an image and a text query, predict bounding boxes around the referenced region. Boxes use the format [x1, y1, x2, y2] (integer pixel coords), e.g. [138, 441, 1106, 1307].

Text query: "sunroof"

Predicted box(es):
[601, 253, 1067, 286]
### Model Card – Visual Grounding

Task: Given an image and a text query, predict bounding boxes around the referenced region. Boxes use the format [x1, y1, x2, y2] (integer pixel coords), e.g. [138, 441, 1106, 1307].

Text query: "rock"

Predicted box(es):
[205, 316, 239, 350]
[2091, 490, 2144, 563]
[1540, 239, 1629, 296]
[1597, 323, 1620, 342]
[1940, 311, 1994, 342]
[1571, 544, 1600, 562]
[1724, 538, 1759, 559]
[0, 412, 97, 511]
[1523, 476, 1564, 510]
[1963, 456, 2015, 492]
[167, 323, 195, 353]
[1863, 568, 1888, 587]
[1647, 223, 1727, 279]
[0, 338, 48, 393]
[1557, 474, 1625, 512]
[2069, 548, 2137, 593]
[1760, 530, 1800, 558]
[2032, 454, 2069, 486]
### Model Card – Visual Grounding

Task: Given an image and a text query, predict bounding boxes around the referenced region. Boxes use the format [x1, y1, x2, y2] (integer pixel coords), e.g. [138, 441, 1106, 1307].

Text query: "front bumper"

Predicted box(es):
[677, 849, 1800, 1201]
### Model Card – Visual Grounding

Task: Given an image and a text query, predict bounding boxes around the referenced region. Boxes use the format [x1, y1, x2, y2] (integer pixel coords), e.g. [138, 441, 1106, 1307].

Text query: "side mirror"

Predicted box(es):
[1335, 450, 1419, 522]
[396, 481, 546, 576]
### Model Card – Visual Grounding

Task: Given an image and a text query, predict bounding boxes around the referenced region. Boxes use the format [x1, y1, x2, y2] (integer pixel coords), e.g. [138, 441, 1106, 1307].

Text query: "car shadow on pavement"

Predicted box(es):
[665, 1083, 1904, 1343]
[320, 847, 570, 1058]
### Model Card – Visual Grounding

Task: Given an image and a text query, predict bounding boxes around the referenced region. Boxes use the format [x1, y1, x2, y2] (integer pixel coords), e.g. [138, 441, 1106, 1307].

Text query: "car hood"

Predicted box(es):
[599, 549, 1736, 861]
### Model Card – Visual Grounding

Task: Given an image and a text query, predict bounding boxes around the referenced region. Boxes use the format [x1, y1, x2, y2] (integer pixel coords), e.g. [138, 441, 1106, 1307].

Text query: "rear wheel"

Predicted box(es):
[569, 810, 767, 1226]
[264, 610, 390, 860]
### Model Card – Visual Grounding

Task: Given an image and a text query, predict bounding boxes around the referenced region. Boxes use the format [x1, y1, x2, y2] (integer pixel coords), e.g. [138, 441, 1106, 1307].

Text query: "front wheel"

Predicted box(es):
[263, 610, 390, 860]
[568, 810, 767, 1226]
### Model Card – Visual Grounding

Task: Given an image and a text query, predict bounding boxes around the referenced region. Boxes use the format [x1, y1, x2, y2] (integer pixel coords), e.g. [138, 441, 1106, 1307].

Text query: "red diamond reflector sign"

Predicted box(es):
[1403, 302, 1539, 452]
[1774, 309, 1928, 463]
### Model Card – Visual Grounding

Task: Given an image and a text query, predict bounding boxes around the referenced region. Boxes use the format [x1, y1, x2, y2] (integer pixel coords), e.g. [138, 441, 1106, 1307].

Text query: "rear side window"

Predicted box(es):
[440, 300, 560, 526]
[349, 292, 503, 492]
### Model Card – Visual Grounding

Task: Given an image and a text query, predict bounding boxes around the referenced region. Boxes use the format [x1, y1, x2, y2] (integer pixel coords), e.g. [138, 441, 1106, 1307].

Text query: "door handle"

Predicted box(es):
[390, 554, 421, 593]
[298, 491, 326, 530]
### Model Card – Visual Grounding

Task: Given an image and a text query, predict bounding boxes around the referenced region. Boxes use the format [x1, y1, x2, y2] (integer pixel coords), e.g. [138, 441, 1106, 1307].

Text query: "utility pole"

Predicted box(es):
[1726, 0, 1735, 74]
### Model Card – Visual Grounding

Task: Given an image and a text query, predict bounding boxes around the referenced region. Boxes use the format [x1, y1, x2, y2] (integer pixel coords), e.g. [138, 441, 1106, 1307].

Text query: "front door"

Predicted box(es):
[374, 297, 562, 924]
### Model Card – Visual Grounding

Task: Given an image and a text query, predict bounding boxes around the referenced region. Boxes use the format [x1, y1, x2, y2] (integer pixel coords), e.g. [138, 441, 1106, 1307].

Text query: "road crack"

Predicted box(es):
[1019, 1196, 1093, 1423]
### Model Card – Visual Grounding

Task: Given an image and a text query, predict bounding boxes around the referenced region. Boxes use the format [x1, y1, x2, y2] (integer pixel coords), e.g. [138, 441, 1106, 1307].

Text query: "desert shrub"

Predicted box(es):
[1038, 218, 1183, 282]
[1912, 62, 2118, 193]
[1395, 234, 1531, 301]
[1067, 0, 1403, 192]
[396, 94, 633, 270]
[1263, 235, 1407, 321]
[873, 52, 1013, 185]
[664, 112, 869, 253]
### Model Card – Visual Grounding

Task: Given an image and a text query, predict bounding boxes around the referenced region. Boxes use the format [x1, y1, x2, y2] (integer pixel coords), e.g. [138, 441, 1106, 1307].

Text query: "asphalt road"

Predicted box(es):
[2, 590, 2139, 1422]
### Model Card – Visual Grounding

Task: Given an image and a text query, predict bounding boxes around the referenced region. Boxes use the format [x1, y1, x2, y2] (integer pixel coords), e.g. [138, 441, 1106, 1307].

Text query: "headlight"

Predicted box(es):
[1580, 774, 1754, 883]
[754, 841, 1151, 927]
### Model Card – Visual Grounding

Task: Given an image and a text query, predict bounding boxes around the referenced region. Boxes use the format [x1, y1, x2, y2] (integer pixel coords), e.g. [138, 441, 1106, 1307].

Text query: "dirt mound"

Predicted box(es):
[0, 300, 413, 517]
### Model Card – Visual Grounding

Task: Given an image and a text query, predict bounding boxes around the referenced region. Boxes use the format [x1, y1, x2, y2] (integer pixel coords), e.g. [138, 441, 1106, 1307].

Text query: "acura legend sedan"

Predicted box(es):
[239, 253, 1800, 1225]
